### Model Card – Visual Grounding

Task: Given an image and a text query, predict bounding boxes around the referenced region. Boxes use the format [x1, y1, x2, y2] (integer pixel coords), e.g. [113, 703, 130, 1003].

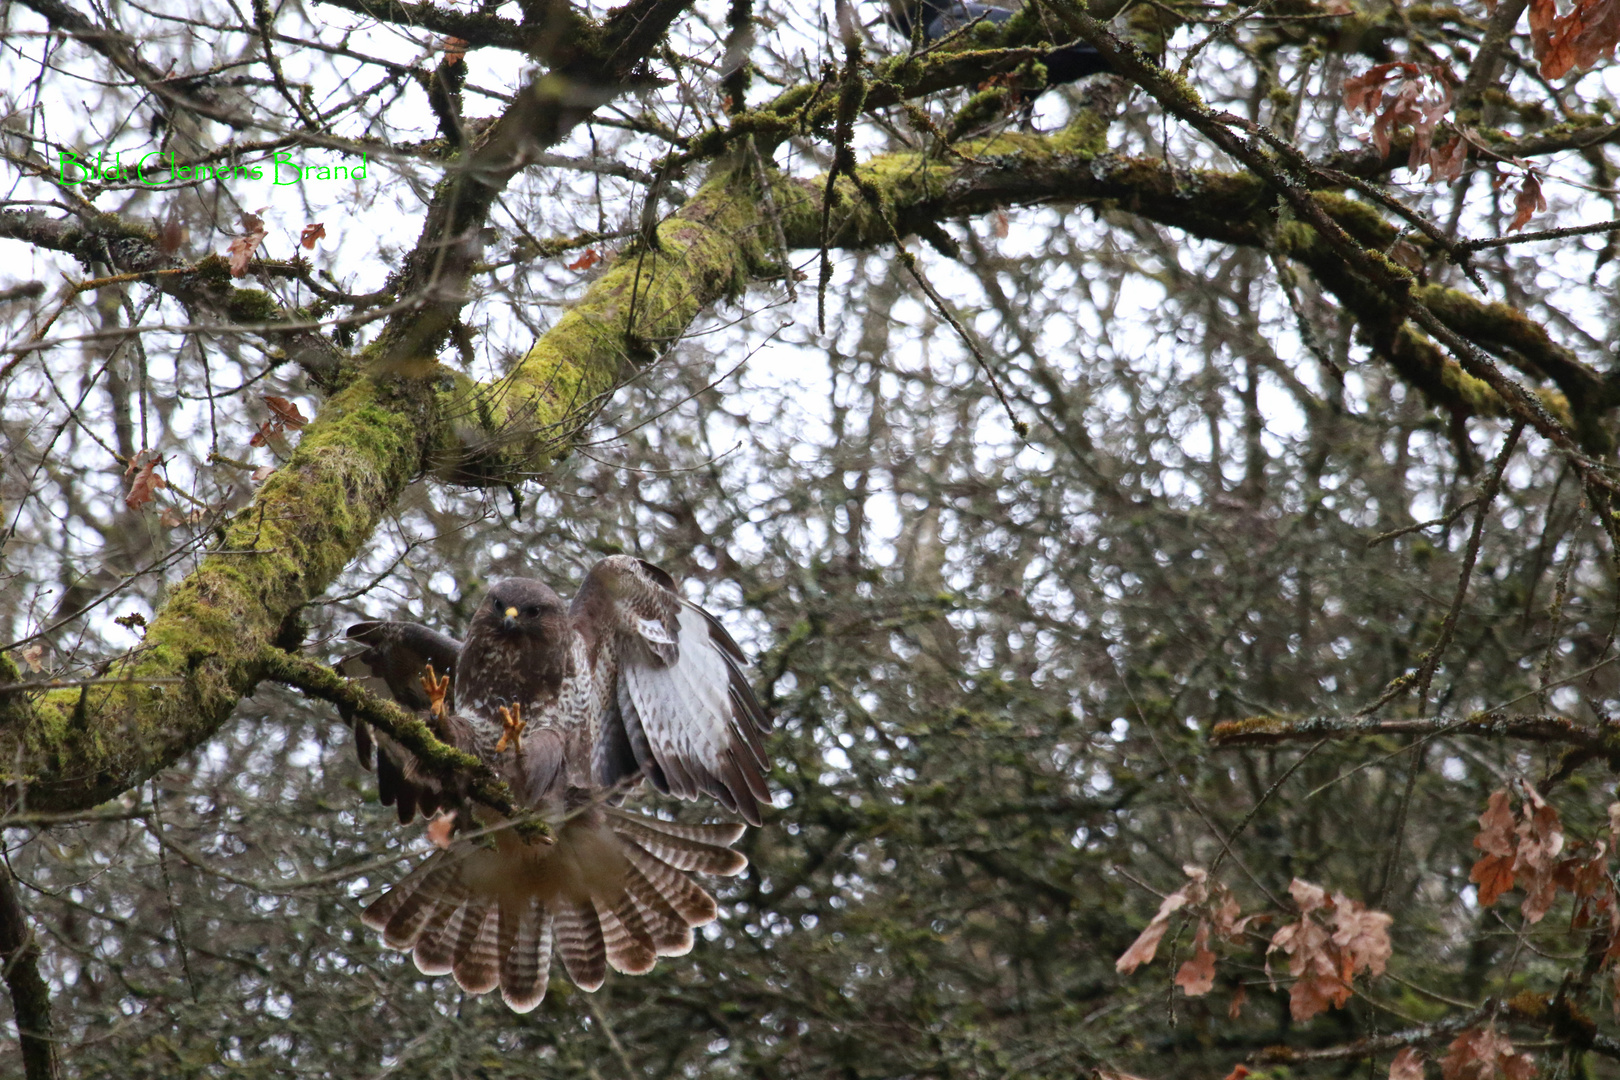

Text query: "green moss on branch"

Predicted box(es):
[259, 648, 545, 837]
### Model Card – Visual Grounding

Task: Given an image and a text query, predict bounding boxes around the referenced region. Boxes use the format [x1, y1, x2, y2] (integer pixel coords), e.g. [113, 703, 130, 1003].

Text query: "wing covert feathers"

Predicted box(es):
[342, 619, 465, 825]
[580, 555, 773, 825]
[616, 604, 773, 826]
[360, 810, 745, 1011]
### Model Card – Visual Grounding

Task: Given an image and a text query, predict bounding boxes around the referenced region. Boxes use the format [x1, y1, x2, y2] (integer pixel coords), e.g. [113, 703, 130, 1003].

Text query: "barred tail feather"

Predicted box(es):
[605, 811, 749, 876]
[360, 810, 748, 1011]
[500, 903, 553, 1014]
[361, 856, 460, 948]
[413, 900, 469, 976]
[622, 860, 696, 956]
[454, 904, 501, 994]
[555, 898, 607, 991]
[619, 838, 721, 926]
[450, 898, 490, 974]
[598, 893, 658, 975]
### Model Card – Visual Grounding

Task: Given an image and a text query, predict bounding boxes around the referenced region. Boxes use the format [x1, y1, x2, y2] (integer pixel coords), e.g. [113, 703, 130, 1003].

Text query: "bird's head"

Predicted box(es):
[479, 578, 566, 636]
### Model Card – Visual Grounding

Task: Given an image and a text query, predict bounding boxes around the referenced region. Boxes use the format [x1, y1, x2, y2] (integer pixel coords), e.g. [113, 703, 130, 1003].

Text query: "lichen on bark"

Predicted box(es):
[3, 83, 1603, 815]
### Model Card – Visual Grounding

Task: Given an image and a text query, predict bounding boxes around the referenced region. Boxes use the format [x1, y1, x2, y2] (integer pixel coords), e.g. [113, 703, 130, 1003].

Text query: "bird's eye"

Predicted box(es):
[525, 606, 542, 618]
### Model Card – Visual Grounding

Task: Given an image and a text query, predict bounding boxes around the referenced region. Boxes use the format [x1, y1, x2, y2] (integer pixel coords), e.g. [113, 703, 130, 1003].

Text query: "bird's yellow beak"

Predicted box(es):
[503, 605, 519, 630]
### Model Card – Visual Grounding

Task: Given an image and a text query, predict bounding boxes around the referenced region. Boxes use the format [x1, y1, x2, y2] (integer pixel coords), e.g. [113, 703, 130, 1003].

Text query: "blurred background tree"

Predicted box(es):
[3, 0, 1620, 1075]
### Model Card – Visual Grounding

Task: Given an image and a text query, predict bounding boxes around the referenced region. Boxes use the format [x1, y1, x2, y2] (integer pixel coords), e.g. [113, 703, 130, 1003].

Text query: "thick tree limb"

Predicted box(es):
[4, 30, 1612, 814]
[0, 867, 60, 1080]
[311, 0, 537, 52]
[257, 647, 540, 831]
[1210, 712, 1620, 759]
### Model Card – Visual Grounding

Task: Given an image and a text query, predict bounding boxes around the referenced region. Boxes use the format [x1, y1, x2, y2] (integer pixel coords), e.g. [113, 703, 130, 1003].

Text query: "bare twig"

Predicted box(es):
[1358, 421, 1523, 715]
[1459, 217, 1620, 252]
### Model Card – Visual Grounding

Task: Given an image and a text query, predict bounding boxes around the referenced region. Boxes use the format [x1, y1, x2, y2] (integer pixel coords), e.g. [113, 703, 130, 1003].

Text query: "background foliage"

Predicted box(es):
[3, 0, 1620, 1075]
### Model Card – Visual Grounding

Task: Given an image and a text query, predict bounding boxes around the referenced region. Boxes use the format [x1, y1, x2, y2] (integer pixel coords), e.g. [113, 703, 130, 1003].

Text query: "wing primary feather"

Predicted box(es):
[375, 744, 403, 810]
[729, 744, 772, 802]
[353, 719, 375, 770]
[697, 604, 750, 665]
[723, 651, 770, 729]
[395, 778, 419, 826]
[719, 751, 765, 827]
[616, 678, 669, 794]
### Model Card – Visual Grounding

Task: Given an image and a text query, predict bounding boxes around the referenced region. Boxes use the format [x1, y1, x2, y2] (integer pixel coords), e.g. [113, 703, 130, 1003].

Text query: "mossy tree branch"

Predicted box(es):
[0, 0, 701, 814]
[5, 47, 1612, 813]
[1210, 712, 1620, 763]
[0, 211, 346, 386]
[258, 648, 545, 834]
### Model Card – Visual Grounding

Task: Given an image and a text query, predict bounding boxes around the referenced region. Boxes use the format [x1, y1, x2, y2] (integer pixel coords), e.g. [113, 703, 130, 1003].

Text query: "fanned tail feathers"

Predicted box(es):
[361, 810, 746, 1012]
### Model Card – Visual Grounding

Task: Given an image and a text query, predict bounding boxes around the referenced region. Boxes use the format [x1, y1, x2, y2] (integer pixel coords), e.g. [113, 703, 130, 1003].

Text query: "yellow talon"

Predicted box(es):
[419, 663, 451, 719]
[495, 703, 525, 754]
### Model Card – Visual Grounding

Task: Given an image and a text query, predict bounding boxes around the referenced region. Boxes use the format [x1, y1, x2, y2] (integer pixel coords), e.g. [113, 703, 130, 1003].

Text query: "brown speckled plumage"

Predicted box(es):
[343, 556, 771, 1012]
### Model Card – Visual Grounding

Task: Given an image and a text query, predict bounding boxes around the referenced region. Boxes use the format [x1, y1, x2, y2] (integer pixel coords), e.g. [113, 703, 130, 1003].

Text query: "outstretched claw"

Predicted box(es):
[419, 663, 450, 718]
[495, 703, 526, 754]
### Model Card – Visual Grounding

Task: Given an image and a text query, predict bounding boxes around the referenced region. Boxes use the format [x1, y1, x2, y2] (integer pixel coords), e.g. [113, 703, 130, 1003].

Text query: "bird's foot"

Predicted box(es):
[419, 663, 450, 718]
[495, 703, 526, 754]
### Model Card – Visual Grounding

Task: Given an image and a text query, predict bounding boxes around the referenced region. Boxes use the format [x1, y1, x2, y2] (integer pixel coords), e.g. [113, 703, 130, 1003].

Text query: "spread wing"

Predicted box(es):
[341, 620, 465, 824]
[580, 556, 772, 826]
[342, 620, 462, 714]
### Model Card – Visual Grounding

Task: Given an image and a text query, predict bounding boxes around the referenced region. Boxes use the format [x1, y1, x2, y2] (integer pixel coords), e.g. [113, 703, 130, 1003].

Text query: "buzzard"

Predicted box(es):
[342, 555, 771, 1012]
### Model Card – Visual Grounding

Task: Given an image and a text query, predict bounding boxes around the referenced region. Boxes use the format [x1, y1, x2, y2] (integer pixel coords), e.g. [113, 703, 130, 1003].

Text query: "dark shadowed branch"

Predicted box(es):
[0, 867, 59, 1080]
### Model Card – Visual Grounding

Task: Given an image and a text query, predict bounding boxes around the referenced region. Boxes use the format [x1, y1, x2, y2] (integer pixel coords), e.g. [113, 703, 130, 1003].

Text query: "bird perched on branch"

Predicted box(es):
[342, 555, 771, 1012]
[887, 0, 1111, 85]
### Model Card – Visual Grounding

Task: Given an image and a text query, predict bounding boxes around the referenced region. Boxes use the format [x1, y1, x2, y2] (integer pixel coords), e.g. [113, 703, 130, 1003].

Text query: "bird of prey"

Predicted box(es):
[342, 555, 771, 1012]
[887, 0, 1110, 85]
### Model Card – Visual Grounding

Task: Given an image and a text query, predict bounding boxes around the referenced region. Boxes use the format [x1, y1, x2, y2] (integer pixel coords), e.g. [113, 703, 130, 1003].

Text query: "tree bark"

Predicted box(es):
[3, 57, 1607, 811]
[0, 868, 60, 1080]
